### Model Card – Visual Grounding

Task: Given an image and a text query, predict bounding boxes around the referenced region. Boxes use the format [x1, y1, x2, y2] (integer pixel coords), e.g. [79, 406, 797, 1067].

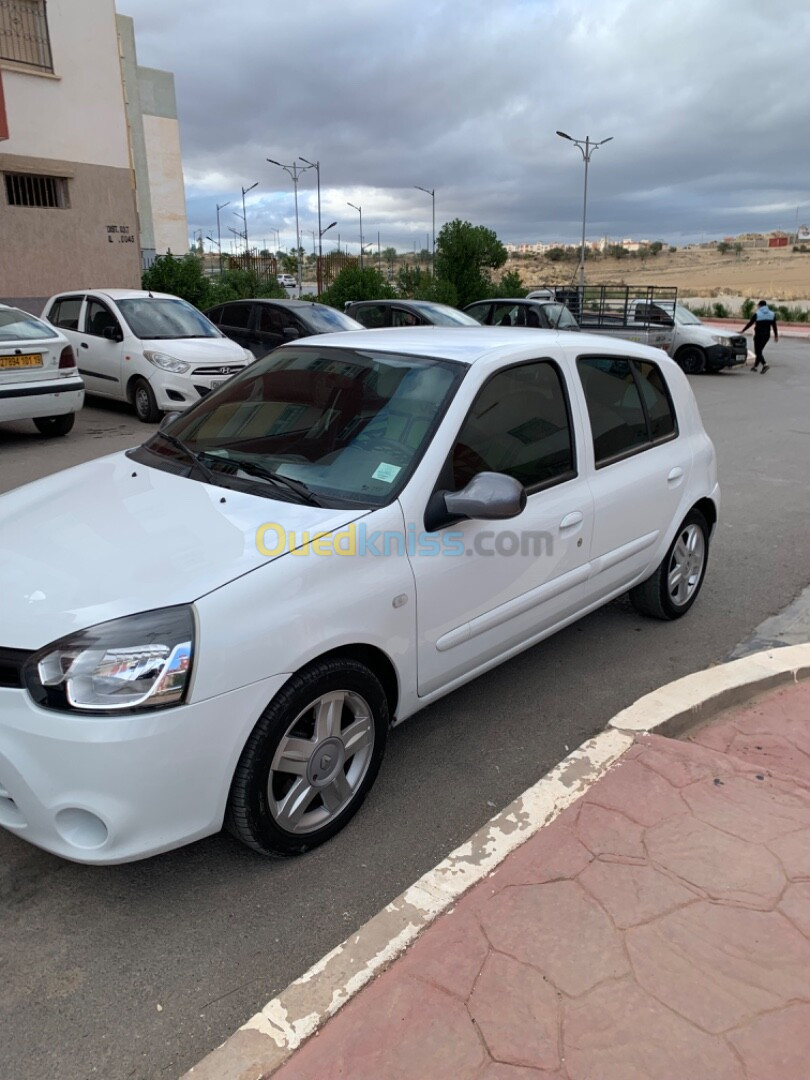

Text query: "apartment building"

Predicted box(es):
[0, 0, 186, 311]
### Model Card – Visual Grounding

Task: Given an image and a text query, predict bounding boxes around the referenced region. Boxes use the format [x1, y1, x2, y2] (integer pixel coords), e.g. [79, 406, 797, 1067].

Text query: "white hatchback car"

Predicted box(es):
[0, 327, 718, 864]
[0, 304, 84, 436]
[42, 289, 253, 423]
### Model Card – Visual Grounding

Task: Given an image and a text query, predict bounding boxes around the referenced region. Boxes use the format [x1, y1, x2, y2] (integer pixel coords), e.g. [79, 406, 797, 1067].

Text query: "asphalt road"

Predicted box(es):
[2, 342, 809, 1080]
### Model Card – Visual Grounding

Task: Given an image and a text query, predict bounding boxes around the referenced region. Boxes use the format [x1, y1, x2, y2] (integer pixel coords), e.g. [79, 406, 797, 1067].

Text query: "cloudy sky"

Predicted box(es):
[122, 0, 809, 256]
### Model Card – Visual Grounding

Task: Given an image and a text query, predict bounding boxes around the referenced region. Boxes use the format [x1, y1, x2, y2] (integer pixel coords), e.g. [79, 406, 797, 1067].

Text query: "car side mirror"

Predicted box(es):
[424, 471, 527, 532]
[159, 411, 181, 432]
[282, 327, 300, 341]
[103, 326, 123, 342]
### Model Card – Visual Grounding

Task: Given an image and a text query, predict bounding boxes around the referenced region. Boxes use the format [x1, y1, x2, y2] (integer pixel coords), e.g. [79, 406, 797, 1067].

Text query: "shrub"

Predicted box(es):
[741, 298, 755, 319]
[319, 265, 396, 310]
[712, 302, 729, 318]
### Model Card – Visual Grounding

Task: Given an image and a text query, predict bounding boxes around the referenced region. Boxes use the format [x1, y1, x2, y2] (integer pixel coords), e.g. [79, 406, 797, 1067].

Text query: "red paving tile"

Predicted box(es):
[272, 678, 810, 1080]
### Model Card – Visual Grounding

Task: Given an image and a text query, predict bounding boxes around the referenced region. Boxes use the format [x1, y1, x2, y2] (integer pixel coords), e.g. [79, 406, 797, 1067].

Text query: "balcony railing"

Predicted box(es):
[0, 0, 53, 71]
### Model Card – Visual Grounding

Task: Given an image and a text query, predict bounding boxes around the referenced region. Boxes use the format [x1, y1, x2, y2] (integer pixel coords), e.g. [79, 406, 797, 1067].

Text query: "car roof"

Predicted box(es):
[284, 325, 673, 367]
[217, 298, 328, 310]
[46, 289, 181, 301]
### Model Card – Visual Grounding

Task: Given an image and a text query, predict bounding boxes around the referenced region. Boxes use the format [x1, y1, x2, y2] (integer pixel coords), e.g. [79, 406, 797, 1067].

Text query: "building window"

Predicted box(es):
[0, 0, 53, 71]
[4, 172, 70, 207]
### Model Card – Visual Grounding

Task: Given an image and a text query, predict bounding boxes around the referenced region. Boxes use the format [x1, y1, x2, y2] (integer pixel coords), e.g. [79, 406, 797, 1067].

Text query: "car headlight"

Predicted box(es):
[24, 607, 195, 713]
[143, 350, 190, 374]
[711, 335, 731, 346]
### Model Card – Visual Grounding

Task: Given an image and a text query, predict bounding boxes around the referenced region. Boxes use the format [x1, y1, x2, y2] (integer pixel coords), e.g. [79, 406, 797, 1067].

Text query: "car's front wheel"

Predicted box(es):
[226, 658, 389, 857]
[676, 346, 706, 375]
[629, 508, 710, 620]
[132, 378, 162, 423]
[34, 413, 75, 437]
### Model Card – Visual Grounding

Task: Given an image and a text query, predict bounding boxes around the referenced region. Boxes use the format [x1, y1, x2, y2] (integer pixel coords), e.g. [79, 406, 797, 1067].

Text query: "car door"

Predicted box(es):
[45, 294, 84, 353]
[575, 353, 692, 598]
[76, 296, 125, 398]
[216, 302, 255, 353]
[400, 355, 595, 698]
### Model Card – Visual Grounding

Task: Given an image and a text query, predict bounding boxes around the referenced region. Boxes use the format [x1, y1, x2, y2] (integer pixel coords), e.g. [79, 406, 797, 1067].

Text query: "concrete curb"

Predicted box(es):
[184, 643, 810, 1079]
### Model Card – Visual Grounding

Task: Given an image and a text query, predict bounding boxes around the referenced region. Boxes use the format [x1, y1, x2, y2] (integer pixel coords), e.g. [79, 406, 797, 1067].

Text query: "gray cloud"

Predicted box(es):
[122, 0, 810, 253]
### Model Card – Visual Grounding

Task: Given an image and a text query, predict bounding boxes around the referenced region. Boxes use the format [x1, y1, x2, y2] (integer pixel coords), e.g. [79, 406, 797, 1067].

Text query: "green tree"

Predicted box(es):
[319, 265, 396, 310]
[544, 246, 569, 263]
[434, 219, 507, 308]
[717, 241, 731, 254]
[649, 240, 664, 255]
[396, 265, 457, 304]
[490, 269, 527, 298]
[382, 246, 397, 262]
[142, 253, 212, 308]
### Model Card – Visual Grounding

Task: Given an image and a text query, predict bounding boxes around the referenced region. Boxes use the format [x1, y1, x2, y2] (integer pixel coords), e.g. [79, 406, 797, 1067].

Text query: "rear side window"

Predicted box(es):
[49, 296, 83, 330]
[221, 303, 251, 329]
[577, 356, 677, 466]
[352, 305, 386, 328]
[452, 360, 575, 491]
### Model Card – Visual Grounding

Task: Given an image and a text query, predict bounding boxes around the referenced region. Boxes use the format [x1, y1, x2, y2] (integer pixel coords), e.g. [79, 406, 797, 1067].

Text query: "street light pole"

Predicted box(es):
[241, 182, 258, 257]
[216, 201, 230, 273]
[347, 202, 363, 268]
[268, 158, 315, 293]
[556, 131, 613, 289]
[414, 185, 435, 275]
[299, 156, 322, 282]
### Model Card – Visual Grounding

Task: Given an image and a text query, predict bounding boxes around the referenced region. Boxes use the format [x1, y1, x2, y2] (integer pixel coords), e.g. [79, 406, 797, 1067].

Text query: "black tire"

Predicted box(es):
[33, 413, 75, 437]
[226, 658, 389, 857]
[676, 346, 706, 375]
[132, 378, 162, 423]
[629, 508, 710, 621]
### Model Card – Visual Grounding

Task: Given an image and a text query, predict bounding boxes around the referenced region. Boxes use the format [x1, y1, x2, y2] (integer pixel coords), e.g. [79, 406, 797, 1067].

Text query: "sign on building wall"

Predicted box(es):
[106, 224, 136, 243]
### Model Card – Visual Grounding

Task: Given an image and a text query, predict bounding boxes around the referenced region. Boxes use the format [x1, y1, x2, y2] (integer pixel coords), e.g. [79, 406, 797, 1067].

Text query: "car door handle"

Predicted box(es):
[80, 342, 89, 349]
[559, 511, 584, 530]
[667, 467, 684, 484]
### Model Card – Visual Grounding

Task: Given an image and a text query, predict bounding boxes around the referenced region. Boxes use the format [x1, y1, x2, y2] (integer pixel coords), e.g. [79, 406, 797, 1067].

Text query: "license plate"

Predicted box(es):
[0, 353, 42, 369]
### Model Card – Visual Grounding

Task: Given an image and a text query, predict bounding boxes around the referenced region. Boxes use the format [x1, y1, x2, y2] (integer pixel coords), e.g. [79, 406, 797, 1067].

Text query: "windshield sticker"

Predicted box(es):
[372, 462, 402, 483]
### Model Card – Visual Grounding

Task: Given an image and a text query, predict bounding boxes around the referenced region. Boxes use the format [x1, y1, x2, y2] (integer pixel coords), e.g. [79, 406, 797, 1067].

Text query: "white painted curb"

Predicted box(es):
[184, 643, 810, 1079]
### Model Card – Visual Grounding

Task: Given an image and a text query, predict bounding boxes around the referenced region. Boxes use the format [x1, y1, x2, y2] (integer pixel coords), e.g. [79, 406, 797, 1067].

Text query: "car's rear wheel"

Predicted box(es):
[33, 413, 75, 437]
[132, 378, 162, 423]
[676, 346, 706, 375]
[226, 658, 388, 857]
[629, 508, 710, 620]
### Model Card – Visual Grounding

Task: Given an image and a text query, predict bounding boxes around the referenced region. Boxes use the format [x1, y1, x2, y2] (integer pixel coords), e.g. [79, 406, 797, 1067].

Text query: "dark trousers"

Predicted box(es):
[753, 329, 770, 365]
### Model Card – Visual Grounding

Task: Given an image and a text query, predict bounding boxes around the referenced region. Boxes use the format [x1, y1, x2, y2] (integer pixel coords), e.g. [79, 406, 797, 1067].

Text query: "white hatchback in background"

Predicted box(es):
[42, 289, 253, 423]
[0, 304, 84, 437]
[0, 327, 719, 864]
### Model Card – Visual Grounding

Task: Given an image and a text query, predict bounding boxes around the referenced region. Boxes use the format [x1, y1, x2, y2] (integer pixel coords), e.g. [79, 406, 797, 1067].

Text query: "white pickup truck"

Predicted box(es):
[626, 300, 748, 374]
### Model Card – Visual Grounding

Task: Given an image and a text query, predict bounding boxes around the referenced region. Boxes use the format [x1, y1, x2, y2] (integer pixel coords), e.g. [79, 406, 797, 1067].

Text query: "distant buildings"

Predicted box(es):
[0, 1, 186, 310]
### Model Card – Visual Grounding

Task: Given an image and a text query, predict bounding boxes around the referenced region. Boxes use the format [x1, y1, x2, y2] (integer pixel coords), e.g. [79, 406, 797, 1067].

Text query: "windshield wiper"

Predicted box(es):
[153, 429, 219, 485]
[210, 454, 324, 506]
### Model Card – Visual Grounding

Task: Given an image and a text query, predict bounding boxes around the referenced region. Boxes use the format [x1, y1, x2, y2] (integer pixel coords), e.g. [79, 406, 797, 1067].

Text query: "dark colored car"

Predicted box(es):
[205, 299, 363, 359]
[464, 298, 580, 331]
[344, 299, 480, 328]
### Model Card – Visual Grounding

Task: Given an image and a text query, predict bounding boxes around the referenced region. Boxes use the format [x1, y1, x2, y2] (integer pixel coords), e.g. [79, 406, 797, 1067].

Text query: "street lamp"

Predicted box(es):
[347, 201, 363, 267]
[241, 182, 258, 256]
[215, 201, 230, 272]
[299, 156, 323, 293]
[556, 130, 613, 288]
[414, 185, 435, 275]
[268, 158, 315, 292]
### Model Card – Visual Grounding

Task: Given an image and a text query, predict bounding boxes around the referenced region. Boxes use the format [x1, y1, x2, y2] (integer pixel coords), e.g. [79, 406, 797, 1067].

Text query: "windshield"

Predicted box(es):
[675, 305, 703, 325]
[544, 303, 580, 330]
[155, 346, 464, 506]
[409, 303, 479, 326]
[302, 305, 364, 333]
[117, 298, 221, 340]
[0, 307, 58, 342]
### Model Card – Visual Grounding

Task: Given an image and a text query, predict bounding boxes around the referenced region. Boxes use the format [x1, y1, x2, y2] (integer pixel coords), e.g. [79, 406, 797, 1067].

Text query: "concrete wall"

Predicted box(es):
[115, 13, 154, 255]
[0, 0, 140, 304]
[142, 113, 188, 255]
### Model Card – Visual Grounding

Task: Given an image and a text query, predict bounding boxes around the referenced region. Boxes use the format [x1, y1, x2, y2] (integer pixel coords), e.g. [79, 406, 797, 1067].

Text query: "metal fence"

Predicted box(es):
[0, 0, 52, 70]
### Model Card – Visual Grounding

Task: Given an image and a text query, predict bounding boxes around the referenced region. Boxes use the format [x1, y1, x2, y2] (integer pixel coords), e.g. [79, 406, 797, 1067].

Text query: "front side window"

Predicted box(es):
[392, 309, 420, 327]
[85, 300, 120, 338]
[144, 346, 465, 507]
[464, 303, 491, 325]
[116, 298, 220, 340]
[351, 305, 386, 328]
[577, 356, 676, 466]
[0, 306, 58, 341]
[48, 297, 83, 331]
[451, 360, 575, 491]
[220, 303, 252, 329]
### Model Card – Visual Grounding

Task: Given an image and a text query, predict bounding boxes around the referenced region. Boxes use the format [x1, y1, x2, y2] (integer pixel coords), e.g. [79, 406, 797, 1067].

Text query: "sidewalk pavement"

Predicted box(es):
[265, 677, 810, 1080]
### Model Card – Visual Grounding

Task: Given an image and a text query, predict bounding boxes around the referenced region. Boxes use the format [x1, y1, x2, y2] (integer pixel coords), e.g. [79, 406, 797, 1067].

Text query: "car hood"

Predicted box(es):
[139, 337, 248, 365]
[0, 453, 367, 649]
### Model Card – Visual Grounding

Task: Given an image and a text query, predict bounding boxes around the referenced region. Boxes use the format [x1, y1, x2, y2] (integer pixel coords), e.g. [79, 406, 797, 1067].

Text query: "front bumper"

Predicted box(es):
[150, 367, 244, 412]
[704, 343, 745, 370]
[0, 673, 289, 863]
[0, 378, 84, 423]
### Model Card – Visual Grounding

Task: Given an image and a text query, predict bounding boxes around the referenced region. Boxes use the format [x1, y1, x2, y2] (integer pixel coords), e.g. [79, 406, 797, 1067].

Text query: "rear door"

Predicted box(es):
[76, 297, 125, 398]
[217, 302, 255, 353]
[347, 304, 388, 328]
[575, 353, 692, 598]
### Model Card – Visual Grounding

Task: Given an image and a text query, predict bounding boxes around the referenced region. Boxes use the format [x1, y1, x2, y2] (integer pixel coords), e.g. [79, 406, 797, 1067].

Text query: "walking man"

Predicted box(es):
[741, 300, 779, 372]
